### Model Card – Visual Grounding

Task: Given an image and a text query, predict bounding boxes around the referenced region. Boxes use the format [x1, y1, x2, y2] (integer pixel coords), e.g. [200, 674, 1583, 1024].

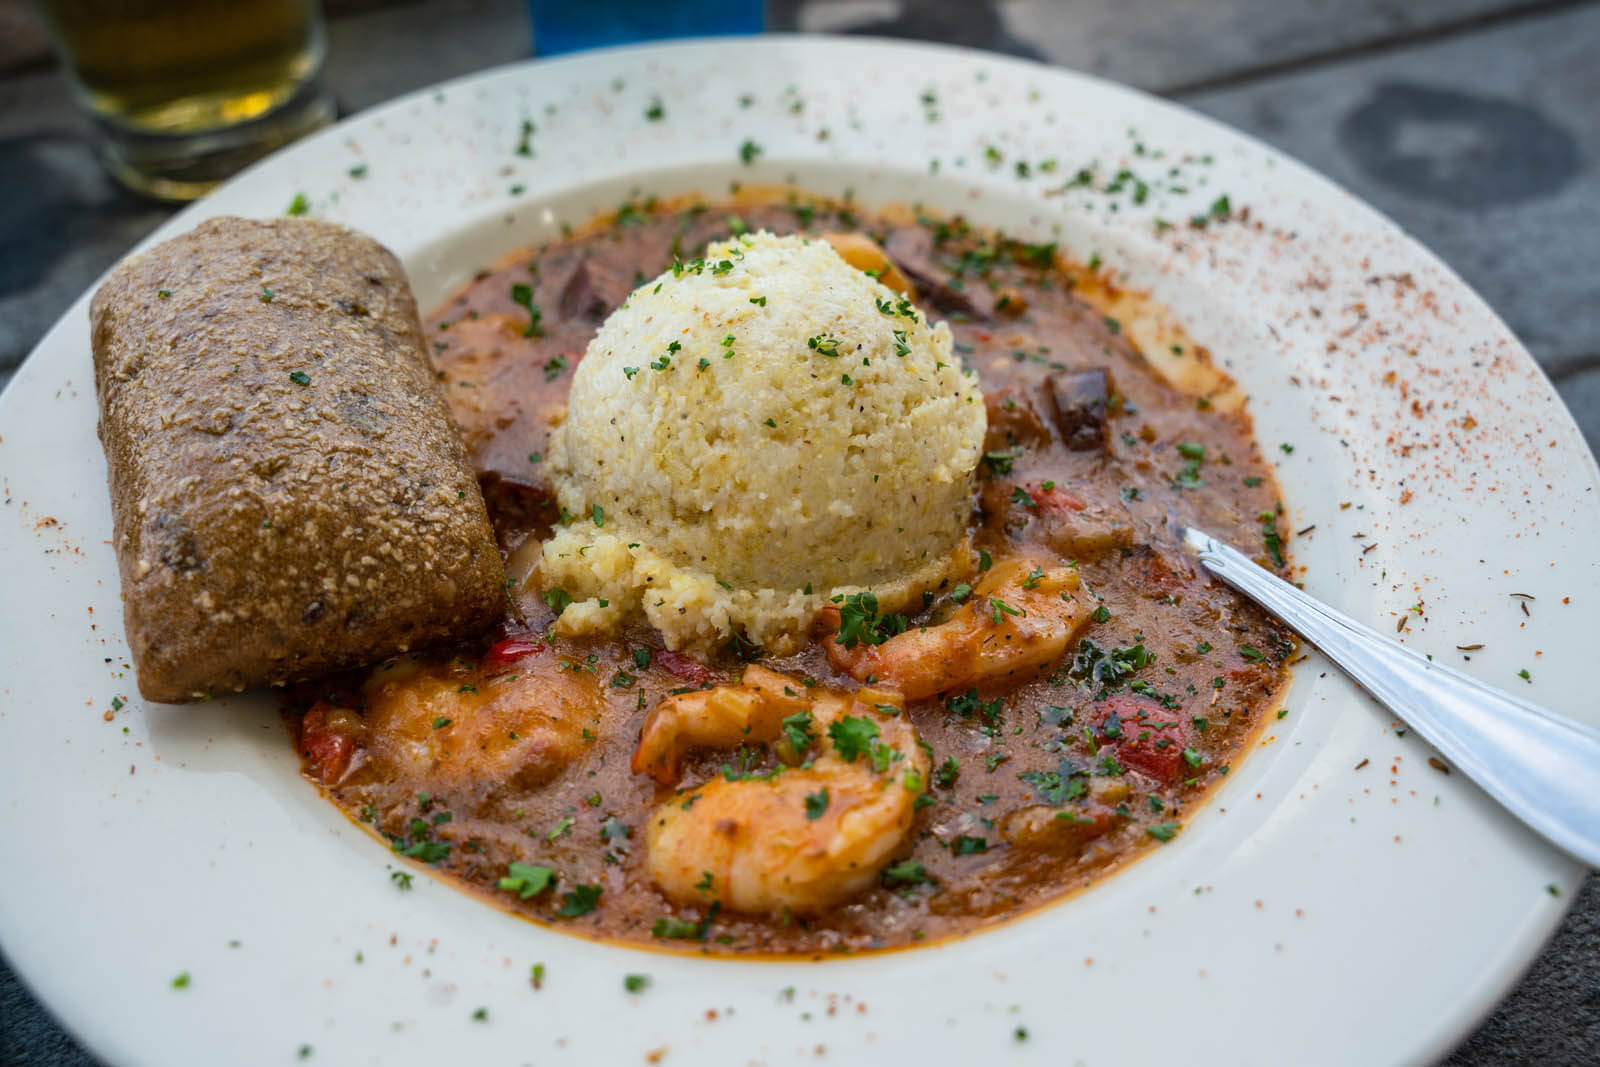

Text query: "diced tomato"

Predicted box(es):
[1092, 695, 1189, 785]
[657, 650, 713, 685]
[1032, 486, 1087, 513]
[299, 702, 362, 785]
[481, 635, 546, 673]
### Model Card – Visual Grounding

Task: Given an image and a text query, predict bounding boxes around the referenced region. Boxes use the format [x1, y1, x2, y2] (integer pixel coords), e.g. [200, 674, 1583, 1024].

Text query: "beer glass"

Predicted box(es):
[33, 0, 335, 201]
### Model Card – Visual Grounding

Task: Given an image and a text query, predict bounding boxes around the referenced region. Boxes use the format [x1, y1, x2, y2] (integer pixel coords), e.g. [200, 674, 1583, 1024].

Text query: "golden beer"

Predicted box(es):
[34, 0, 333, 199]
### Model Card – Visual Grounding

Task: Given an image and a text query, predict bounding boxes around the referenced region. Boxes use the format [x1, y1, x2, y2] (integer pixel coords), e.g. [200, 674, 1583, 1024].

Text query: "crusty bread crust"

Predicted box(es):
[91, 216, 507, 703]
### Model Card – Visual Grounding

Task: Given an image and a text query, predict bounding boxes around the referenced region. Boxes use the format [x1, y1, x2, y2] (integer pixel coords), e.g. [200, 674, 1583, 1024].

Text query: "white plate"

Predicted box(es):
[1, 37, 1593, 1067]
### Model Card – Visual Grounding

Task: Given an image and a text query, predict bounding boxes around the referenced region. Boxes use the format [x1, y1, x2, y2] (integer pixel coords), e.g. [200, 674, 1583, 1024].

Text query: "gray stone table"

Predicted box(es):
[1, 0, 1595, 1062]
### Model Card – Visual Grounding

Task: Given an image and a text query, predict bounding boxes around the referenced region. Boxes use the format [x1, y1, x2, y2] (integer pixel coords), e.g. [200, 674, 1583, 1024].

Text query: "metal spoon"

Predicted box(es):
[1182, 525, 1600, 868]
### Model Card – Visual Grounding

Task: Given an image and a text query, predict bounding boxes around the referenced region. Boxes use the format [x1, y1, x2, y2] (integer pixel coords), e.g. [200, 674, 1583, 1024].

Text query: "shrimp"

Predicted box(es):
[355, 646, 601, 798]
[634, 665, 930, 915]
[820, 232, 916, 297]
[823, 556, 1093, 701]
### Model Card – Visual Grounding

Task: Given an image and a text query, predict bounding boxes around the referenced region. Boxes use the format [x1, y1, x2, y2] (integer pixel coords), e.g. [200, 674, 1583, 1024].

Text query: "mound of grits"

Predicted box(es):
[539, 231, 986, 653]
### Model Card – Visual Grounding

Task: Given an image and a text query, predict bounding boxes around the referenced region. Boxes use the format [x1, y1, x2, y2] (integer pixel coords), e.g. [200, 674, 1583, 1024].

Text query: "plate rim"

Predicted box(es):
[1, 34, 1592, 1067]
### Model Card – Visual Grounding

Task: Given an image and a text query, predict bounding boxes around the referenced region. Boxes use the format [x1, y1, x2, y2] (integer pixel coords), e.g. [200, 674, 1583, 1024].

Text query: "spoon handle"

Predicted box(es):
[1182, 526, 1600, 869]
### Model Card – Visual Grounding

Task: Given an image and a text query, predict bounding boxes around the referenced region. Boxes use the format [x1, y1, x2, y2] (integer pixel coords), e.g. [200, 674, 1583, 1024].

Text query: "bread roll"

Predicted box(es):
[91, 216, 506, 703]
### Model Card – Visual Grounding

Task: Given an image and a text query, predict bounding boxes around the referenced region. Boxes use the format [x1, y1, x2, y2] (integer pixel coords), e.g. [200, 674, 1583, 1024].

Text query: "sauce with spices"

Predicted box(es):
[290, 193, 1294, 955]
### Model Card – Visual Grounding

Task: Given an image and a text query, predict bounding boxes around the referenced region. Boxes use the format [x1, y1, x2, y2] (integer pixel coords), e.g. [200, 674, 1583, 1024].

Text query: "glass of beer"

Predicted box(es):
[32, 0, 335, 201]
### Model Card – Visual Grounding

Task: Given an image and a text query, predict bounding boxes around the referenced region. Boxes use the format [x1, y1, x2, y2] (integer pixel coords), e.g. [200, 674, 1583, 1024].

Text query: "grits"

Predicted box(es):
[540, 232, 985, 653]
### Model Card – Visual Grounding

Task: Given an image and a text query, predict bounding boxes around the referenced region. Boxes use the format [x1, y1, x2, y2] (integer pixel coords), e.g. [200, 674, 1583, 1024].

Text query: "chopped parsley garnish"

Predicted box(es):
[286, 193, 309, 216]
[1259, 511, 1285, 567]
[804, 788, 830, 820]
[1147, 822, 1180, 842]
[1174, 441, 1205, 489]
[827, 716, 881, 763]
[983, 448, 1022, 474]
[945, 688, 1003, 725]
[883, 859, 932, 887]
[543, 355, 566, 381]
[833, 591, 907, 648]
[556, 884, 603, 917]
[623, 973, 651, 993]
[509, 283, 543, 337]
[807, 334, 842, 357]
[498, 862, 555, 899]
[951, 835, 988, 856]
[1190, 195, 1231, 228]
[651, 916, 703, 939]
[288, 370, 310, 386]
[738, 139, 762, 165]
[541, 587, 572, 614]
[781, 711, 815, 754]
[398, 840, 449, 863]
[989, 597, 1023, 625]
[1070, 638, 1153, 688]
[1018, 760, 1088, 806]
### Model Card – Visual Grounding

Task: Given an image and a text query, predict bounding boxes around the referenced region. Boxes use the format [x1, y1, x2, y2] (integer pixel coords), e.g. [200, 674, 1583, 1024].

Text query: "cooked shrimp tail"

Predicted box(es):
[634, 668, 929, 916]
[822, 555, 1094, 700]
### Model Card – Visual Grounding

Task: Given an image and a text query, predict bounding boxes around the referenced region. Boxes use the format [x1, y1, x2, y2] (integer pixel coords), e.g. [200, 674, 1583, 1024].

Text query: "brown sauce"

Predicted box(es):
[289, 192, 1295, 956]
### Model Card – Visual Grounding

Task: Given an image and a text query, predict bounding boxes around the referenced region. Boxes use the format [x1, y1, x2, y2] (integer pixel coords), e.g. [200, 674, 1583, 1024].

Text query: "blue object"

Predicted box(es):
[529, 0, 764, 56]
